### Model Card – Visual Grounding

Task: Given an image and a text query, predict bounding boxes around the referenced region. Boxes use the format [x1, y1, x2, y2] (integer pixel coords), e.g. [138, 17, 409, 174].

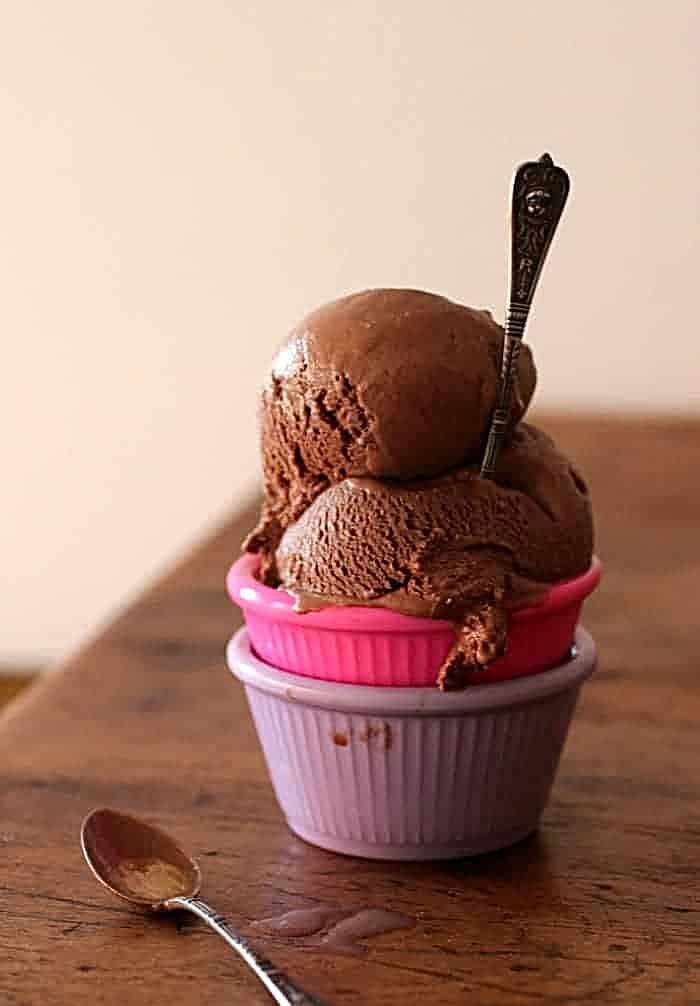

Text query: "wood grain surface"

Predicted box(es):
[0, 674, 35, 710]
[1, 417, 698, 1005]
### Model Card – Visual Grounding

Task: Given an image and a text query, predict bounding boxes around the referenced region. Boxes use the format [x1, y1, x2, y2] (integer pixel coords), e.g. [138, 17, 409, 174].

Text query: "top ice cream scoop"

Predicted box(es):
[255, 288, 537, 539]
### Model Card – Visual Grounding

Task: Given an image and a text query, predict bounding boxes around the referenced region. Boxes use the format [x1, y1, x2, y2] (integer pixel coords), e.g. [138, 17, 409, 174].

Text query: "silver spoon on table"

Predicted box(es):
[81, 807, 330, 1006]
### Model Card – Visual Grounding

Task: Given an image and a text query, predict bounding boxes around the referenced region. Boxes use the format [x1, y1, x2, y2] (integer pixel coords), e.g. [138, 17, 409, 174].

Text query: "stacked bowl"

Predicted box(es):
[226, 554, 600, 860]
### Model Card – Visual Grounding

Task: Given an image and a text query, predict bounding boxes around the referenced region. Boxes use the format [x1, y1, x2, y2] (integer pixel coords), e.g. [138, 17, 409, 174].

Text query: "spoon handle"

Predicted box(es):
[171, 896, 331, 1005]
[480, 153, 569, 479]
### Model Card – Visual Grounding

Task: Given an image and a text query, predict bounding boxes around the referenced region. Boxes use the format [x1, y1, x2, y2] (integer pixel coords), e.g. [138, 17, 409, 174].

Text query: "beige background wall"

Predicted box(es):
[2, 1, 698, 666]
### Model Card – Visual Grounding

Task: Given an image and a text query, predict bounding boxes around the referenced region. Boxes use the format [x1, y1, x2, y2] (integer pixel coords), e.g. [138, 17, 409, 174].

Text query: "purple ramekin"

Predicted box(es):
[227, 626, 597, 860]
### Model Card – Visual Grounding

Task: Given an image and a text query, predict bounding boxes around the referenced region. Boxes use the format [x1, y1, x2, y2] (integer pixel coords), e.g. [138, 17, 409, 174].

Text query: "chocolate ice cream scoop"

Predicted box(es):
[243, 285, 593, 687]
[254, 289, 536, 549]
[274, 425, 592, 688]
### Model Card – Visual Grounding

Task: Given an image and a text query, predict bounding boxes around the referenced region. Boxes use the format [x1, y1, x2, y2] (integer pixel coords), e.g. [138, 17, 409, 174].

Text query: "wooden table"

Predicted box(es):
[2, 417, 699, 1005]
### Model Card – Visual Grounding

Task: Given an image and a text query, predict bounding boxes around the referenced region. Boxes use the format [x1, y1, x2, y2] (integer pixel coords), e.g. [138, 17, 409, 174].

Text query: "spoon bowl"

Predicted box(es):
[81, 808, 201, 910]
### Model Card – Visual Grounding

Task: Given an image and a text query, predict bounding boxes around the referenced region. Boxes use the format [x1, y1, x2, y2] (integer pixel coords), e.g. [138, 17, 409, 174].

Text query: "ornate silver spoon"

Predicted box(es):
[481, 153, 570, 478]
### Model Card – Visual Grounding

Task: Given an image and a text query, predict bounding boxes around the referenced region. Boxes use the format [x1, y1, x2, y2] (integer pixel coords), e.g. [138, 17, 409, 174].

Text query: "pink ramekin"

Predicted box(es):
[227, 626, 597, 860]
[227, 553, 601, 687]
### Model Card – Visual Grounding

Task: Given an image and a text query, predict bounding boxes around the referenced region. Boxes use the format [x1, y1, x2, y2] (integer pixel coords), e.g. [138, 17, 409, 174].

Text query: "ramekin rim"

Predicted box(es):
[226, 626, 597, 715]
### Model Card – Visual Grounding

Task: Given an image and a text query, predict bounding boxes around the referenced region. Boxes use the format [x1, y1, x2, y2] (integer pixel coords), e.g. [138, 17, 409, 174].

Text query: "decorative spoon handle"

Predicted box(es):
[480, 153, 570, 479]
[171, 896, 331, 1005]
